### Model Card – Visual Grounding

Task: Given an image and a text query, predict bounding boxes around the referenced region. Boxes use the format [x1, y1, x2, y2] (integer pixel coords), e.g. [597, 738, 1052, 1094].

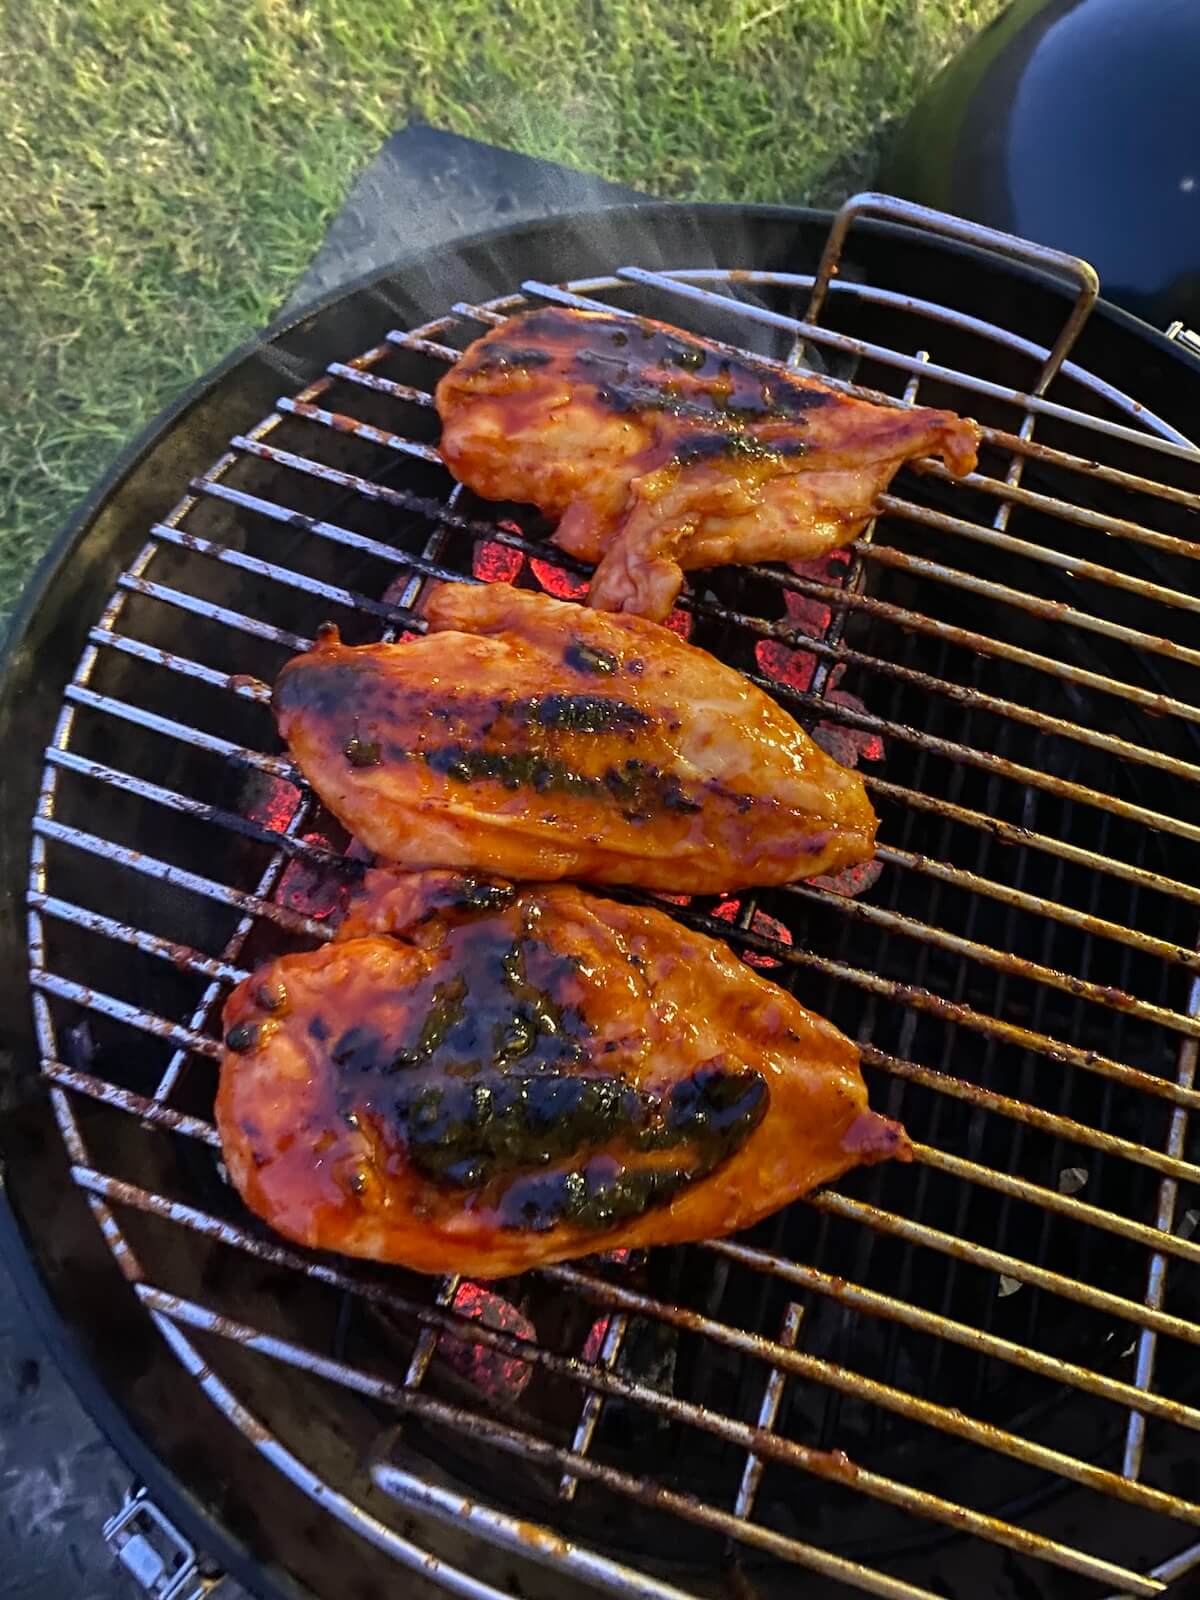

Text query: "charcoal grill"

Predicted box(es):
[4, 193, 1200, 1600]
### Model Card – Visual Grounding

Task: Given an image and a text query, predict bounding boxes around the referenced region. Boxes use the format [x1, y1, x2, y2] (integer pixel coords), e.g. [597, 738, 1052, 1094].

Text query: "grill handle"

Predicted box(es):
[807, 191, 1100, 392]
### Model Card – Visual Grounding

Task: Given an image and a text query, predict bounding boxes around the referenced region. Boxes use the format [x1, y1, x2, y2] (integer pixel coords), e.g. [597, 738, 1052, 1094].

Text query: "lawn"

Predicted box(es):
[0, 0, 1003, 624]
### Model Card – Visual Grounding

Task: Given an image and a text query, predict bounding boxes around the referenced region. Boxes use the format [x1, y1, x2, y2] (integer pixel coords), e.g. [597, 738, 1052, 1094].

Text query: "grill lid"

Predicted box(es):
[5, 195, 1200, 1600]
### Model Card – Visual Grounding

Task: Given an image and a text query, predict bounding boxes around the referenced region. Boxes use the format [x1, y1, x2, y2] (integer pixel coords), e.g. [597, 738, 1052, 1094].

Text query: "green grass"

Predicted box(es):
[0, 0, 1003, 624]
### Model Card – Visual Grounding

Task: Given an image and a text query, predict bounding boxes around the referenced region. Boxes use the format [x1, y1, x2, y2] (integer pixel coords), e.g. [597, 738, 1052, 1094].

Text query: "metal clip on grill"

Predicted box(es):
[22, 194, 1200, 1600]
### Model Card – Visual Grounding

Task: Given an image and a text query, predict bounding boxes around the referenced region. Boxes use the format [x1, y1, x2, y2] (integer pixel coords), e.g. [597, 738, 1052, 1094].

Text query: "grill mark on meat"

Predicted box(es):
[422, 744, 707, 820]
[481, 306, 837, 429]
[508, 693, 651, 733]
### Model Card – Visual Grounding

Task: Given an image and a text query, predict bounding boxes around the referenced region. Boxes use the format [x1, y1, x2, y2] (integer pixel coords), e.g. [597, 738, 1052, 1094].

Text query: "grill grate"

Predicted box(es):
[25, 196, 1200, 1600]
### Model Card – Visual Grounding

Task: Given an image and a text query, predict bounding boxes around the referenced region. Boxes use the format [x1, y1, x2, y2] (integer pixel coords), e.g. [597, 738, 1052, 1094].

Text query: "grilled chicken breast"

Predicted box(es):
[274, 582, 876, 894]
[436, 306, 980, 620]
[216, 868, 909, 1276]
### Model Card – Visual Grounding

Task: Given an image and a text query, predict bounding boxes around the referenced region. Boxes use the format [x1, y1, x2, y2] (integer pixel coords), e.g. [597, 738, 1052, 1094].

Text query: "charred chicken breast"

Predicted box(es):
[217, 868, 909, 1276]
[436, 306, 980, 620]
[274, 582, 876, 894]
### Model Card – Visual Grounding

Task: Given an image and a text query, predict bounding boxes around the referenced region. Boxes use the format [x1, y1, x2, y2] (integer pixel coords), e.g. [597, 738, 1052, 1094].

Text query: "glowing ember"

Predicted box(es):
[581, 1316, 611, 1363]
[813, 856, 885, 898]
[783, 588, 833, 638]
[710, 899, 792, 968]
[245, 776, 300, 835]
[755, 637, 816, 692]
[813, 680, 884, 768]
[530, 557, 589, 600]
[436, 1281, 534, 1401]
[473, 540, 524, 585]
[276, 834, 348, 920]
[663, 607, 691, 641]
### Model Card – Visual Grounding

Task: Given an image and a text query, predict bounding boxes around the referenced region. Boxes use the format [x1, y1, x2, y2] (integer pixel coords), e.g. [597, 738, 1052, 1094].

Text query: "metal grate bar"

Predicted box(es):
[768, 556, 1200, 731]
[734, 1301, 804, 1518]
[136, 1283, 1165, 1594]
[809, 1191, 1200, 1345]
[28, 889, 249, 986]
[1123, 1012, 1199, 1480]
[400, 1273, 461, 1397]
[31, 971, 220, 1058]
[117, 571, 312, 652]
[193, 477, 430, 573]
[148, 1312, 518, 1600]
[558, 1311, 630, 1503]
[545, 1263, 1200, 1525]
[384, 330, 460, 362]
[89, 628, 271, 703]
[706, 1236, 1200, 1433]
[849, 537, 1200, 675]
[42, 1062, 221, 1146]
[41, 746, 338, 873]
[866, 774, 1200, 909]
[277, 396, 441, 461]
[675, 585, 1200, 798]
[863, 1047, 1200, 1184]
[874, 492, 1200, 613]
[805, 194, 1099, 387]
[783, 882, 1200, 1038]
[325, 363, 435, 406]
[908, 1142, 1200, 1266]
[54, 1065, 1200, 1428]
[149, 522, 415, 627]
[874, 844, 1200, 971]
[68, 1166, 1184, 1590]
[32, 814, 329, 940]
[679, 901, 1200, 1110]
[63, 683, 292, 780]
[375, 1464, 705, 1600]
[921, 457, 1200, 562]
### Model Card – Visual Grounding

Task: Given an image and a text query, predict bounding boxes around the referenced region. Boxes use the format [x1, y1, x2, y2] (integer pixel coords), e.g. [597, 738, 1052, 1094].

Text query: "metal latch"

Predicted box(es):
[103, 1487, 220, 1599]
[1166, 320, 1200, 359]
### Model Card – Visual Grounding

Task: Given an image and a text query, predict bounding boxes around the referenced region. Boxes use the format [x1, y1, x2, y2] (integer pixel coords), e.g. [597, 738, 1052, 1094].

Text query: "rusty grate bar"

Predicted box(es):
[131, 1282, 1165, 1595]
[45, 1063, 1198, 1438]
[734, 1302, 804, 1519]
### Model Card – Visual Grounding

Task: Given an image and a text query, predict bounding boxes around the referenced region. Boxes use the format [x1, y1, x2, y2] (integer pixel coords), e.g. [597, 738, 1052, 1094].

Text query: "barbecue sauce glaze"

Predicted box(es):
[216, 868, 909, 1276]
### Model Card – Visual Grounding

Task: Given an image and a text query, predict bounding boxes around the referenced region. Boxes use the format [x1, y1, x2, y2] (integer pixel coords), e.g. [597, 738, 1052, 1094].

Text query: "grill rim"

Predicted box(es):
[7, 198, 1200, 1600]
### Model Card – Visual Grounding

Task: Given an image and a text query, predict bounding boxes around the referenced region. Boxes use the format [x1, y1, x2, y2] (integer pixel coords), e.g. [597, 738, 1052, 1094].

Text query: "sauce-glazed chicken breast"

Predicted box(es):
[217, 868, 909, 1276]
[274, 582, 876, 894]
[436, 306, 980, 620]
